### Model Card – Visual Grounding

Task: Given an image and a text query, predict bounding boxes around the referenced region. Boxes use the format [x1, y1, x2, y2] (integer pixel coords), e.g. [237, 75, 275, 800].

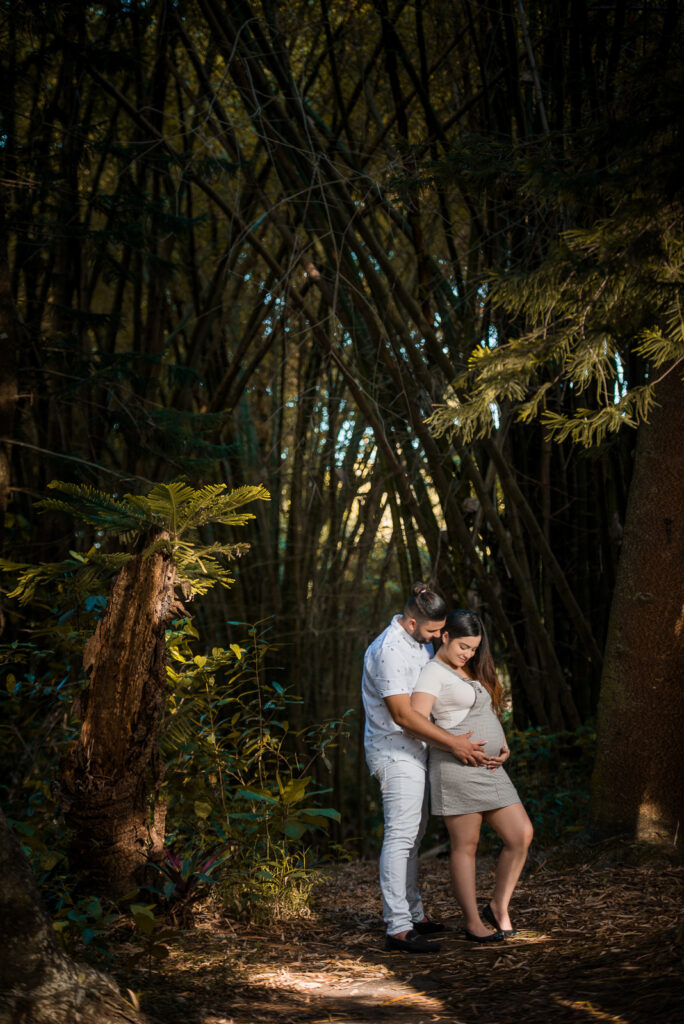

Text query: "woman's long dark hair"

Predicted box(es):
[441, 609, 505, 714]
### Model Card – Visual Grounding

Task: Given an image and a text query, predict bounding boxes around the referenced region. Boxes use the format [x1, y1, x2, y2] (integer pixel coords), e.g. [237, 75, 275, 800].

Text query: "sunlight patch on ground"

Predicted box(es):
[244, 963, 446, 1009]
[231, 960, 450, 1022]
[553, 996, 630, 1023]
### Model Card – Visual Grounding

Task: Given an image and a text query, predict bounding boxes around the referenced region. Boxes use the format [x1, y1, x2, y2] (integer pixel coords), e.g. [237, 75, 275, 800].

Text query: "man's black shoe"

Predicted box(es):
[384, 929, 441, 953]
[412, 918, 446, 936]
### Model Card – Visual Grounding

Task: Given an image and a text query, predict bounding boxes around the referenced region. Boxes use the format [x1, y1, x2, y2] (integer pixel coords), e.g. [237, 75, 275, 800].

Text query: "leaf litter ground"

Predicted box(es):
[120, 852, 683, 1024]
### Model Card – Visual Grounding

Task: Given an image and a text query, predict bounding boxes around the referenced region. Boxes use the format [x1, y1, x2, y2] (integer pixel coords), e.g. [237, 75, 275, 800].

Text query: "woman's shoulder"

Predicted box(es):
[415, 658, 449, 691]
[418, 657, 470, 685]
[420, 657, 451, 676]
[426, 657, 474, 678]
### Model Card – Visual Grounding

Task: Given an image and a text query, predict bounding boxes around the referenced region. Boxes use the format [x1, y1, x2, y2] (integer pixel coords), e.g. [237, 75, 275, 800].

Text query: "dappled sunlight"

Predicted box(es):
[244, 962, 448, 1014]
[553, 998, 630, 1023]
[109, 855, 682, 1023]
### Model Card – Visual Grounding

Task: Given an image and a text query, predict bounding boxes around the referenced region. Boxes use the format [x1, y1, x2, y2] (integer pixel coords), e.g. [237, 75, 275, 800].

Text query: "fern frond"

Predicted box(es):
[1, 557, 100, 605]
[160, 710, 203, 756]
[87, 551, 135, 571]
[123, 481, 270, 536]
[23, 479, 267, 606]
[126, 482, 197, 531]
[174, 484, 233, 533]
[180, 484, 270, 531]
[0, 558, 34, 573]
[38, 482, 147, 532]
[431, 182, 683, 448]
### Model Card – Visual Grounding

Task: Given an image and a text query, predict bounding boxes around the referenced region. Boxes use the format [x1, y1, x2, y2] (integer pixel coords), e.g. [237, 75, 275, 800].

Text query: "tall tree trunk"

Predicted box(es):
[60, 538, 183, 893]
[0, 809, 149, 1024]
[0, 215, 19, 519]
[589, 367, 684, 842]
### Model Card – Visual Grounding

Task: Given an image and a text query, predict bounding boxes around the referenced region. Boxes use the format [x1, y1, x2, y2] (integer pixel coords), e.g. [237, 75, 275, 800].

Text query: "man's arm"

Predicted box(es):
[385, 693, 490, 766]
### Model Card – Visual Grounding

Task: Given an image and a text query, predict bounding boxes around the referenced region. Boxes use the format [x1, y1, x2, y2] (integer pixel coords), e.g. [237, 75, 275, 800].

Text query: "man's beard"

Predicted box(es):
[413, 625, 434, 645]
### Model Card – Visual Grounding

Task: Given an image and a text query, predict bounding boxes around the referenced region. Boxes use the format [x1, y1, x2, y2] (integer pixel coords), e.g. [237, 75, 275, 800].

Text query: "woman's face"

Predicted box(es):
[441, 631, 481, 667]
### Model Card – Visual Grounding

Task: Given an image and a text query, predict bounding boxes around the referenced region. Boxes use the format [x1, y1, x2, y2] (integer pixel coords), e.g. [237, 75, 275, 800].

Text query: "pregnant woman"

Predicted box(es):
[411, 609, 533, 943]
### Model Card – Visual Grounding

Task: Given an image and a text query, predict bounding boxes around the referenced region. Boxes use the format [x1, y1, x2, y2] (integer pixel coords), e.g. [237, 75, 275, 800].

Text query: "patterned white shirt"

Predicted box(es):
[362, 615, 433, 773]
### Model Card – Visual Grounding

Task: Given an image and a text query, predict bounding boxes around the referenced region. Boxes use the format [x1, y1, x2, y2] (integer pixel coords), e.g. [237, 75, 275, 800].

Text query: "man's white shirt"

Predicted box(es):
[362, 615, 433, 774]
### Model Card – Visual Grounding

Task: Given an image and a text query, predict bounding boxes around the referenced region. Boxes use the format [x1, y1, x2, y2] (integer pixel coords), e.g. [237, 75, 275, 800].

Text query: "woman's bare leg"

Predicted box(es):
[443, 813, 493, 937]
[483, 803, 533, 931]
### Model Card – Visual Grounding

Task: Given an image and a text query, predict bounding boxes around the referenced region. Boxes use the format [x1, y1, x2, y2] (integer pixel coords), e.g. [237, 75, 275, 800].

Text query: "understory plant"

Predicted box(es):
[160, 617, 350, 922]
[1, 611, 348, 945]
[478, 720, 597, 852]
[0, 482, 349, 957]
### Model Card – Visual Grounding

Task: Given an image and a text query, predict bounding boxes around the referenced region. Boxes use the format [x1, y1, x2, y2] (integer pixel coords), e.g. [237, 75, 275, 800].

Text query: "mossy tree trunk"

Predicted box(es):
[0, 809, 149, 1024]
[60, 536, 184, 893]
[589, 367, 684, 842]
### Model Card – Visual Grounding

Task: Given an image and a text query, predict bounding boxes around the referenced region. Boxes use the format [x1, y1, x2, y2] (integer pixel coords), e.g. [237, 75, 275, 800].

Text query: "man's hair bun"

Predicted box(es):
[405, 581, 447, 622]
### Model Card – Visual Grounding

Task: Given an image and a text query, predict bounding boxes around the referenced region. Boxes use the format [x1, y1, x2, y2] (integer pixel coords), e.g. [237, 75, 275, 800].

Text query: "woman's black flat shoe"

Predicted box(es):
[482, 902, 519, 937]
[461, 928, 504, 943]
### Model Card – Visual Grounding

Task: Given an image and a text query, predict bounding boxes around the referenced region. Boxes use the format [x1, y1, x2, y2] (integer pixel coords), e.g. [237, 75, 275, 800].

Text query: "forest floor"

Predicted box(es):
[118, 849, 683, 1024]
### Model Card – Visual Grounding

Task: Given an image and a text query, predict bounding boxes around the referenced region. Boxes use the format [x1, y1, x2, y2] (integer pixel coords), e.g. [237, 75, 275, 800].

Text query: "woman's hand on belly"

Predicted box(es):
[486, 746, 510, 772]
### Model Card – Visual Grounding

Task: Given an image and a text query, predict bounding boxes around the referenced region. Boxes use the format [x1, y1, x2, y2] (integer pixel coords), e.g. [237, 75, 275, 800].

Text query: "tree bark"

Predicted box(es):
[589, 367, 684, 842]
[60, 538, 184, 893]
[0, 809, 149, 1024]
[0, 214, 19, 517]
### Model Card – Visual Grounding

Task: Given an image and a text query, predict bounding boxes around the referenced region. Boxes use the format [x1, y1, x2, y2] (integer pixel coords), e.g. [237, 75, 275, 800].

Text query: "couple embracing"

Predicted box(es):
[362, 583, 533, 953]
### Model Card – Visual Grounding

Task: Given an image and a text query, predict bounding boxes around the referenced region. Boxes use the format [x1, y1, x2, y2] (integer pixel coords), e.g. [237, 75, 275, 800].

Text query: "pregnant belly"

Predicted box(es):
[449, 709, 506, 757]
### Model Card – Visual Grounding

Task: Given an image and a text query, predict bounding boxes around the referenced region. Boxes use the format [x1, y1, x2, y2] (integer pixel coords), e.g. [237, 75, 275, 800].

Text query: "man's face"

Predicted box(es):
[406, 617, 446, 645]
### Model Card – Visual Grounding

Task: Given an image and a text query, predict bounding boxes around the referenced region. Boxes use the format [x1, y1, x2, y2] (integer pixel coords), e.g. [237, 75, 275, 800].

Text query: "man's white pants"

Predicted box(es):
[375, 759, 428, 935]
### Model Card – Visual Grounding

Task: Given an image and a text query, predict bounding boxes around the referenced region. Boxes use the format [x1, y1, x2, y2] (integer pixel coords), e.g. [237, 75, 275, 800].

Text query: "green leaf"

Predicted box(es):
[279, 777, 311, 805]
[297, 806, 341, 822]
[280, 821, 308, 839]
[131, 912, 156, 937]
[130, 903, 157, 937]
[298, 813, 332, 830]
[236, 787, 279, 805]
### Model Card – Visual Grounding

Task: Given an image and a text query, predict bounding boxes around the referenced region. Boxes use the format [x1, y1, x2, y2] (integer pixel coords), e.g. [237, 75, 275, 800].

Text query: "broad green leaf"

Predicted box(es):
[297, 806, 341, 822]
[236, 787, 279, 805]
[280, 777, 311, 805]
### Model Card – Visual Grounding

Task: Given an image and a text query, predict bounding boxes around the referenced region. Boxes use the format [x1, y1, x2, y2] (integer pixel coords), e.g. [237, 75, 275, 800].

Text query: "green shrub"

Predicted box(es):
[159, 618, 350, 920]
[0, 481, 350, 945]
[479, 720, 597, 851]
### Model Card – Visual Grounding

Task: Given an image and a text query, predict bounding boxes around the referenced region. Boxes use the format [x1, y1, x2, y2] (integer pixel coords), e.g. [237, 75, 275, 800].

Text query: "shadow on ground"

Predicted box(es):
[117, 856, 682, 1024]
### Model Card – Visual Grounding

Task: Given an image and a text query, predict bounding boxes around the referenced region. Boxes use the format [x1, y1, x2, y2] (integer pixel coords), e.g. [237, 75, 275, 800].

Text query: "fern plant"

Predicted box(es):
[427, 205, 684, 448]
[424, 64, 684, 450]
[0, 480, 270, 604]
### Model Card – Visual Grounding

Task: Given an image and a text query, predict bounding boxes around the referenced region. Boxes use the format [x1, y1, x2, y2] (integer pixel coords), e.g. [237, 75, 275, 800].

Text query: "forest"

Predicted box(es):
[0, 2, 682, 1023]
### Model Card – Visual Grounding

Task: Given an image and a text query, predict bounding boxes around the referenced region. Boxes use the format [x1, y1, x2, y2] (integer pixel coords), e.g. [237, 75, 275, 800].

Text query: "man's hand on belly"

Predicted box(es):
[449, 731, 490, 767]
[386, 694, 489, 762]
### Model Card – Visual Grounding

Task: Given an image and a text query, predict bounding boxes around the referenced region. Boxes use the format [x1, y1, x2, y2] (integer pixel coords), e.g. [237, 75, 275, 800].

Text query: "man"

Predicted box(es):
[362, 582, 489, 953]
